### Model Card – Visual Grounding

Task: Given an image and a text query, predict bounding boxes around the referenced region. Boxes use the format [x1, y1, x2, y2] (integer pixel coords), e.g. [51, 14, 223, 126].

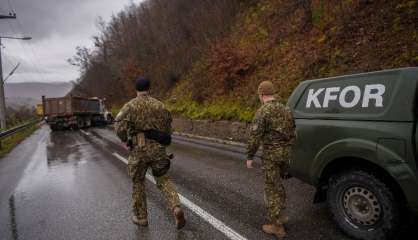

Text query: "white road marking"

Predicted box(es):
[80, 129, 91, 136]
[112, 152, 247, 240]
[113, 152, 128, 164]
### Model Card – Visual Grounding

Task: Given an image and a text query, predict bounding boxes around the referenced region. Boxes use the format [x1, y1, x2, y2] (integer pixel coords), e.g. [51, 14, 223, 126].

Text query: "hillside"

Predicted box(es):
[5, 82, 72, 108]
[72, 0, 418, 122]
[168, 0, 418, 122]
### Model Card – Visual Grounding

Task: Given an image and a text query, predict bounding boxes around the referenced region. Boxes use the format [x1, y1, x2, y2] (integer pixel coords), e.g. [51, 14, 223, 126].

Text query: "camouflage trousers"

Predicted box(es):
[128, 150, 180, 219]
[262, 146, 290, 223]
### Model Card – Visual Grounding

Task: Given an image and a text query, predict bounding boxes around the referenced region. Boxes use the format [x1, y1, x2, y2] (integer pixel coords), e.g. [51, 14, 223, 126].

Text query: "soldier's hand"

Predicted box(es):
[126, 139, 134, 151]
[121, 144, 130, 151]
[246, 160, 254, 169]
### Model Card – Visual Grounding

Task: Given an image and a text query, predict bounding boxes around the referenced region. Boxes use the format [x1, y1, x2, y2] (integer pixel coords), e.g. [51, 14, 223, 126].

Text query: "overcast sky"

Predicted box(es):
[0, 0, 142, 83]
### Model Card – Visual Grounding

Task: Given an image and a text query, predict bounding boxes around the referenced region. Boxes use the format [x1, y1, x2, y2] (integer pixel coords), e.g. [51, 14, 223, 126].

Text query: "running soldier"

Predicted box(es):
[115, 76, 186, 229]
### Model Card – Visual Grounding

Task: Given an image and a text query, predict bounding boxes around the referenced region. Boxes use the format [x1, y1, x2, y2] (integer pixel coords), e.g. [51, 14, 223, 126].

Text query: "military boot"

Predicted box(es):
[173, 206, 186, 230]
[278, 211, 289, 224]
[132, 216, 148, 227]
[262, 223, 286, 238]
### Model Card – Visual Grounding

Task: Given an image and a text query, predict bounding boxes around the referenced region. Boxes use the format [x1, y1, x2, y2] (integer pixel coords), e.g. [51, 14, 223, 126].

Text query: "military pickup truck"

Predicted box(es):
[287, 67, 418, 240]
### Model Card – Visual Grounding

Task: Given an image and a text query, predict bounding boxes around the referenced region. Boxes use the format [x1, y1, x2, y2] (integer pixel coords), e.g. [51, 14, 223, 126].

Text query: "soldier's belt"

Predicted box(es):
[142, 129, 172, 146]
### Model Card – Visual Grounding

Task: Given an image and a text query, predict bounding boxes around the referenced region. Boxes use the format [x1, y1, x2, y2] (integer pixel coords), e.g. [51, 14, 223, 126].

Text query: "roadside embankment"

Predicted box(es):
[0, 123, 41, 157]
[172, 117, 251, 143]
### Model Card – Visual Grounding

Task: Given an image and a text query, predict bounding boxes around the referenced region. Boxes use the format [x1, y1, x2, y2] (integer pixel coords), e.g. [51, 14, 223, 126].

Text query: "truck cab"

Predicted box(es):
[89, 97, 114, 124]
[287, 67, 418, 240]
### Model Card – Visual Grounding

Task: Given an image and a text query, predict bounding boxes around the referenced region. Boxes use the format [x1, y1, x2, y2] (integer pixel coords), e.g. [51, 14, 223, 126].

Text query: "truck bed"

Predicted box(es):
[43, 96, 101, 117]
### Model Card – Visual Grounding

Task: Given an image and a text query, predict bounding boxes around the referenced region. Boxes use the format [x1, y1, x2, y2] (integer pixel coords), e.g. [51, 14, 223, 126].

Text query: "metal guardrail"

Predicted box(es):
[0, 119, 40, 140]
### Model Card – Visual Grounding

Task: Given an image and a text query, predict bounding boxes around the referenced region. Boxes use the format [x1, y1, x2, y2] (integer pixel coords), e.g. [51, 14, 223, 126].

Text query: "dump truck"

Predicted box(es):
[287, 67, 418, 240]
[42, 95, 113, 130]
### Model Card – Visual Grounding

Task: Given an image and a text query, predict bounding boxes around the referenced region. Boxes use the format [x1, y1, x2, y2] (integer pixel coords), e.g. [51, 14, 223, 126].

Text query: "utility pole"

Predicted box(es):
[0, 37, 6, 130]
[0, 13, 16, 130]
[0, 13, 30, 130]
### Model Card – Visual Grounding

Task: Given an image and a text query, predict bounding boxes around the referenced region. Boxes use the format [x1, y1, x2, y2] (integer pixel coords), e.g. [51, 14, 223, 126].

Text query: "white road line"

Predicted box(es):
[111, 152, 247, 240]
[80, 129, 91, 136]
[113, 152, 128, 164]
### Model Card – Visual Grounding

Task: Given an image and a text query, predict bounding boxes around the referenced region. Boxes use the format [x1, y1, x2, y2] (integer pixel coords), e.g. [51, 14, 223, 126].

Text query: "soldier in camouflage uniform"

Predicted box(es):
[246, 81, 296, 238]
[115, 77, 186, 229]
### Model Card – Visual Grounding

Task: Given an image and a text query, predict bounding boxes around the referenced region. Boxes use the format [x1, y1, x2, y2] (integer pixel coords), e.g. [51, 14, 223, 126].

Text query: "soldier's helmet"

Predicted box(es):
[257, 81, 277, 95]
[136, 76, 150, 91]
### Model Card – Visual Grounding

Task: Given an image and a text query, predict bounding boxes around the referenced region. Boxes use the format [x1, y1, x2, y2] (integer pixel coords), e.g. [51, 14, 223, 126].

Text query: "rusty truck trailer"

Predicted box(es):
[42, 96, 112, 130]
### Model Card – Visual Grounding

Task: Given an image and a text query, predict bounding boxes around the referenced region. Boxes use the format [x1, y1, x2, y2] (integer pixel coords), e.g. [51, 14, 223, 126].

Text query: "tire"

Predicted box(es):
[50, 123, 63, 131]
[327, 170, 401, 240]
[107, 114, 114, 124]
[76, 118, 84, 129]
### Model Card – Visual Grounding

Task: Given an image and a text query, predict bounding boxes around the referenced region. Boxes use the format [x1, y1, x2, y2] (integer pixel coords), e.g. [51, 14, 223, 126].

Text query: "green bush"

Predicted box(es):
[111, 106, 121, 118]
[167, 98, 256, 123]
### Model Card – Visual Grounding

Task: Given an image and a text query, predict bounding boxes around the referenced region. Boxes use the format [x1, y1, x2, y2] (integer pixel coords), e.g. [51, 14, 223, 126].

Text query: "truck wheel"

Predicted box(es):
[107, 114, 114, 124]
[85, 119, 91, 128]
[50, 125, 57, 131]
[327, 170, 401, 240]
[77, 118, 84, 129]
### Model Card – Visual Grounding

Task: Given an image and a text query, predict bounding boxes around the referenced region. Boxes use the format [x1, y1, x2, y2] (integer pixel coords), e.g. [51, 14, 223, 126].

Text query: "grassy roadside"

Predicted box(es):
[0, 124, 40, 157]
[166, 98, 256, 123]
[111, 106, 121, 118]
[112, 99, 256, 123]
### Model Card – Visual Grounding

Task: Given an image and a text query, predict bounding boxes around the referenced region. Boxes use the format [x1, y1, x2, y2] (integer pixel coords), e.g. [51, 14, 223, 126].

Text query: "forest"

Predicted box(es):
[70, 0, 418, 122]
[69, 0, 248, 102]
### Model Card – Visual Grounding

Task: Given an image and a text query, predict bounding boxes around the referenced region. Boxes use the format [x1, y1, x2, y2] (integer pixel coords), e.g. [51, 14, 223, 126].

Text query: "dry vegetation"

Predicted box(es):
[69, 0, 248, 105]
[0, 124, 39, 156]
[71, 0, 418, 122]
[1, 107, 39, 156]
[5, 106, 37, 129]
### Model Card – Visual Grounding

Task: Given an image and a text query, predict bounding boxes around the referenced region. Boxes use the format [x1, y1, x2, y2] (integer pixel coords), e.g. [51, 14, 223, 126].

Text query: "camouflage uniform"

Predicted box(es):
[247, 99, 296, 223]
[115, 94, 180, 220]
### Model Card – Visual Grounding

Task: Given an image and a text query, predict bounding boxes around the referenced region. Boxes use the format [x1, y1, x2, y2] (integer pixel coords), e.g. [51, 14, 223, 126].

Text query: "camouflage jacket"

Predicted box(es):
[115, 94, 172, 149]
[246, 99, 296, 160]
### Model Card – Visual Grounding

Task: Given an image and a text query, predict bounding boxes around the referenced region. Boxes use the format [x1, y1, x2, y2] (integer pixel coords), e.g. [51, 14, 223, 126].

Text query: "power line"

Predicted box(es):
[2, 48, 29, 82]
[4, 62, 20, 82]
[3, 0, 42, 82]
[6, 0, 46, 82]
[21, 40, 47, 82]
[2, 55, 14, 69]
[2, 4, 39, 82]
[8, 22, 43, 81]
[0, 5, 33, 129]
[0, 6, 34, 83]
[2, 49, 30, 82]
[6, 0, 14, 14]
[7, 20, 43, 80]
[4, 21, 40, 82]
[0, 0, 15, 19]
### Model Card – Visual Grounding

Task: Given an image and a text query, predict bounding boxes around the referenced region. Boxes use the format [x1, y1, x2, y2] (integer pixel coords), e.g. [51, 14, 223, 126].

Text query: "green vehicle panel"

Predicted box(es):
[287, 67, 418, 217]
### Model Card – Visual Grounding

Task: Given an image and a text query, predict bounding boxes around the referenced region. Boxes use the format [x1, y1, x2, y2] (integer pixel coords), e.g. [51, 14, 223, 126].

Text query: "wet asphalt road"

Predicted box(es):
[0, 125, 351, 240]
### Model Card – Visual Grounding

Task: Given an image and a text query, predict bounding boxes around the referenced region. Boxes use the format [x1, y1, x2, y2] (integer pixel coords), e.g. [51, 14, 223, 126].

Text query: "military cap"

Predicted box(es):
[136, 76, 150, 92]
[258, 81, 277, 95]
